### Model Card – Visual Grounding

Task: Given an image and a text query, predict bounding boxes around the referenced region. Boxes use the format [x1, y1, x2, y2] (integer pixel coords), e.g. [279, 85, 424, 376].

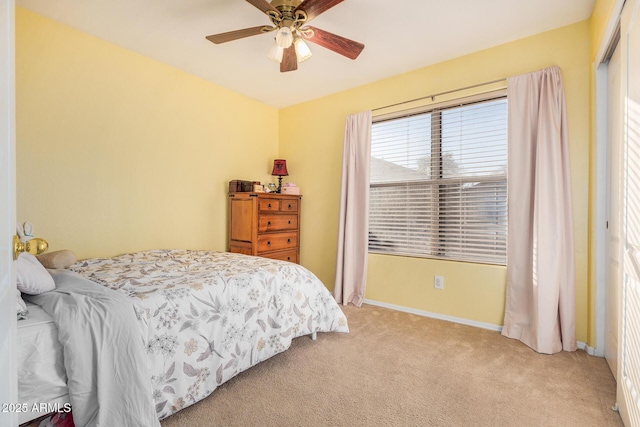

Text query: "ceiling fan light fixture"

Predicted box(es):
[275, 26, 293, 48]
[294, 38, 312, 63]
[267, 42, 284, 63]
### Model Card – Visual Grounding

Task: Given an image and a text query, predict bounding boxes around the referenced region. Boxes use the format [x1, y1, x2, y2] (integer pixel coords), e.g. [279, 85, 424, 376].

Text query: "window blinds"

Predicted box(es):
[369, 96, 508, 265]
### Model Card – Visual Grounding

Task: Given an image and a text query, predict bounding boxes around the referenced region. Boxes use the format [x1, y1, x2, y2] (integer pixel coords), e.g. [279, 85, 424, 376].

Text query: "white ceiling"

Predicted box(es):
[16, 0, 595, 108]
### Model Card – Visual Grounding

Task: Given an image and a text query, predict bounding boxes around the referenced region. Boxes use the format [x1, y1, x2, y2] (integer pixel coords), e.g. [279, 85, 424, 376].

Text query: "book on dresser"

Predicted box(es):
[228, 192, 301, 264]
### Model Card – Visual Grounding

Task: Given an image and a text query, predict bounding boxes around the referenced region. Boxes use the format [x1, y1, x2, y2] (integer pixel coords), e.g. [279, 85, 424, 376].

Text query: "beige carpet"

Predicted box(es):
[161, 304, 623, 427]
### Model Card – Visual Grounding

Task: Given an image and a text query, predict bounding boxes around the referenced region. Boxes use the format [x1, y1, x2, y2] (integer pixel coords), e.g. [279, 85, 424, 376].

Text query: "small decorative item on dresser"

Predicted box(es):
[229, 180, 253, 193]
[253, 182, 264, 192]
[271, 159, 289, 193]
[281, 183, 300, 195]
[229, 180, 242, 193]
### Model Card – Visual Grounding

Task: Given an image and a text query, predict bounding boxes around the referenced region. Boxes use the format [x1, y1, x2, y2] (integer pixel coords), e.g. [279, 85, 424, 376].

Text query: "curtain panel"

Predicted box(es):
[334, 111, 372, 307]
[502, 66, 577, 354]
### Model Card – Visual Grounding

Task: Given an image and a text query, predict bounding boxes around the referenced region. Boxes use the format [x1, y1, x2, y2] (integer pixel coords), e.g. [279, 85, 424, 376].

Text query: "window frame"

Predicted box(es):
[368, 90, 508, 265]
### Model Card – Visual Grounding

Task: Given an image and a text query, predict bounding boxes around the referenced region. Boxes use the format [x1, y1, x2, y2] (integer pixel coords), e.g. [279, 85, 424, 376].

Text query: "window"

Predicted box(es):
[369, 94, 508, 265]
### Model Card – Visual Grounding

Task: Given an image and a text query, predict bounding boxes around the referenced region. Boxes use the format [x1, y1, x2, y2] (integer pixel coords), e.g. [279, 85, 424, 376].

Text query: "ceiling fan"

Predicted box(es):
[205, 0, 365, 72]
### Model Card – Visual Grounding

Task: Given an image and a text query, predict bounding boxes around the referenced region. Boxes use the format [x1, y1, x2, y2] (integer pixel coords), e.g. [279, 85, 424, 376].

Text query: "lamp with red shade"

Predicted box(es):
[271, 159, 289, 193]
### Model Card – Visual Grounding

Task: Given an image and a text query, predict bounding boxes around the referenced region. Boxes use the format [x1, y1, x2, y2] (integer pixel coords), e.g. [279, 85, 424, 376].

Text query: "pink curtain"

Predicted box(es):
[502, 67, 577, 354]
[334, 111, 372, 307]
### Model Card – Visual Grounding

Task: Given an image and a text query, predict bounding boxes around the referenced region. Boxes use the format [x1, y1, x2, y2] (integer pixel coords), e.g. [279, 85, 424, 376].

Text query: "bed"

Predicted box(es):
[17, 302, 70, 425]
[17, 249, 348, 426]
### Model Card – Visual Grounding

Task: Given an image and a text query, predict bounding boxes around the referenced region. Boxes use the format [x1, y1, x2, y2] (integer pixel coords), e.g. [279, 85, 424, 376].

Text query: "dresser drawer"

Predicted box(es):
[258, 215, 298, 232]
[257, 232, 298, 253]
[280, 200, 298, 212]
[260, 250, 298, 263]
[258, 199, 280, 212]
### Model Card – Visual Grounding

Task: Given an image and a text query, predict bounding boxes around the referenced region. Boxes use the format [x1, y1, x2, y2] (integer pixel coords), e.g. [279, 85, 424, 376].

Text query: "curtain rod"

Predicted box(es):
[372, 78, 507, 112]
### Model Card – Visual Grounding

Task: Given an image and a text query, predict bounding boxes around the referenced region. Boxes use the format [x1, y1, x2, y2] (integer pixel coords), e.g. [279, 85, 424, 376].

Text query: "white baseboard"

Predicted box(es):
[362, 299, 602, 357]
[577, 341, 601, 357]
[362, 299, 503, 332]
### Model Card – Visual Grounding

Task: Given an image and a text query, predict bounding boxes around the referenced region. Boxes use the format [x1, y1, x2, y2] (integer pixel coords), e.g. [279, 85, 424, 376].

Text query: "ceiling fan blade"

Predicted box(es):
[295, 0, 344, 23]
[302, 26, 364, 60]
[245, 0, 282, 17]
[206, 26, 273, 44]
[280, 46, 298, 72]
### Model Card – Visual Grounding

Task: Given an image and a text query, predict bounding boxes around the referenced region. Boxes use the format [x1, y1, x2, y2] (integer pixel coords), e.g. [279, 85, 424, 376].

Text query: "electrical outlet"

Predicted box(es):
[434, 275, 444, 290]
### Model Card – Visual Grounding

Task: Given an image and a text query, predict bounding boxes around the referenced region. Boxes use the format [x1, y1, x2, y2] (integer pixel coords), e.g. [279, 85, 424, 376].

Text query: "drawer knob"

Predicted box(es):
[268, 203, 272, 208]
[267, 221, 272, 226]
[267, 241, 271, 246]
[288, 204, 292, 209]
[288, 220, 291, 224]
[287, 238, 291, 243]
[287, 256, 291, 261]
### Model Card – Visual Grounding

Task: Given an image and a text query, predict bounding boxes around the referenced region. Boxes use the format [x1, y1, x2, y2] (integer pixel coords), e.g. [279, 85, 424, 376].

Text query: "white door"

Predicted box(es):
[0, 0, 17, 426]
[618, 0, 640, 424]
[605, 40, 622, 380]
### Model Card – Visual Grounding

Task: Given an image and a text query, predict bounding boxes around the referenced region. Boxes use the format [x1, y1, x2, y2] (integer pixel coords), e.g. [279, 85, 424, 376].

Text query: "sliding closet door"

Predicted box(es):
[0, 0, 17, 426]
[619, 0, 640, 424]
[605, 39, 622, 380]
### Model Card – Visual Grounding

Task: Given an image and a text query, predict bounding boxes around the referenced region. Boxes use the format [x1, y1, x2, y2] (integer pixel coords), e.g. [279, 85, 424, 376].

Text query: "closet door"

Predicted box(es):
[619, 0, 640, 424]
[605, 39, 622, 380]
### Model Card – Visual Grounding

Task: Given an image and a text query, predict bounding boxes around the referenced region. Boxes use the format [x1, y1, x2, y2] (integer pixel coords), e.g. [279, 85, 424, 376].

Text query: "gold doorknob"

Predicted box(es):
[13, 235, 49, 260]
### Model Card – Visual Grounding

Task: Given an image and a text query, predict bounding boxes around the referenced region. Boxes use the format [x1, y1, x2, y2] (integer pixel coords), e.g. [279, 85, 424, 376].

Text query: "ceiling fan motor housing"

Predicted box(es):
[270, 0, 304, 13]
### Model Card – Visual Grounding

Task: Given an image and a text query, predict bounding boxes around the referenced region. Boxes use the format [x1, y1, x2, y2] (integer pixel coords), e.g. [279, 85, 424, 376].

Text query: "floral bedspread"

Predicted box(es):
[70, 249, 348, 419]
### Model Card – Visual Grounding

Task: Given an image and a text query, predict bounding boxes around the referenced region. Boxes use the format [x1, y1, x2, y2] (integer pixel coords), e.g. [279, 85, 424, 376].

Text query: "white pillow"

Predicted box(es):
[16, 253, 55, 295]
[16, 289, 28, 320]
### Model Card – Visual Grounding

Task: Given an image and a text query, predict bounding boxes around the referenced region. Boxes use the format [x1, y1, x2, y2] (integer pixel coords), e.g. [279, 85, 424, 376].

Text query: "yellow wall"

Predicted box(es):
[280, 21, 591, 338]
[591, 0, 619, 60]
[15, 8, 279, 259]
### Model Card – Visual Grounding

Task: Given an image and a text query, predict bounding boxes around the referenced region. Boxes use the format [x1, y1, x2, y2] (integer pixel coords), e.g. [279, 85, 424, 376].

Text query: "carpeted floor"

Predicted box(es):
[161, 304, 623, 427]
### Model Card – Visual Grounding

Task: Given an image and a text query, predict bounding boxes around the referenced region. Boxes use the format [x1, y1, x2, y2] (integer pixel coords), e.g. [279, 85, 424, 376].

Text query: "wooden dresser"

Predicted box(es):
[228, 192, 301, 264]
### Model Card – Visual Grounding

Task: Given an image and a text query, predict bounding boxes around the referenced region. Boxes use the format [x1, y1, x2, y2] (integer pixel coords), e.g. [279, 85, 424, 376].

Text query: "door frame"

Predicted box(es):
[594, 0, 626, 359]
[0, 0, 17, 426]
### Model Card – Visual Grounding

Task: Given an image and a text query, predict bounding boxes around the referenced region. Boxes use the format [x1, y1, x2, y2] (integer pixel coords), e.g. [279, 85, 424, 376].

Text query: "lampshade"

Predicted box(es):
[275, 27, 293, 49]
[267, 42, 284, 63]
[294, 38, 312, 63]
[271, 159, 289, 176]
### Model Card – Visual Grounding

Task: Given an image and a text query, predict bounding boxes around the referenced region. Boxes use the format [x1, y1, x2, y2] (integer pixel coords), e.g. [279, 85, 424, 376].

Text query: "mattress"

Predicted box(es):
[17, 302, 69, 424]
